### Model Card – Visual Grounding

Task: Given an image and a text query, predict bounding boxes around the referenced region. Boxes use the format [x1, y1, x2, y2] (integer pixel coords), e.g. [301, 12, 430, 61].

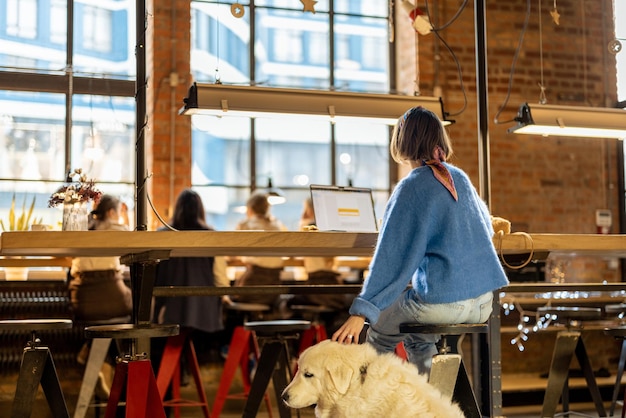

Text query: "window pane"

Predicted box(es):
[334, 14, 389, 92]
[255, 116, 331, 188]
[0, 90, 66, 181]
[255, 7, 330, 88]
[71, 94, 136, 183]
[335, 119, 389, 189]
[191, 1, 251, 83]
[73, 2, 135, 78]
[6, 0, 37, 39]
[50, 0, 68, 45]
[191, 115, 251, 187]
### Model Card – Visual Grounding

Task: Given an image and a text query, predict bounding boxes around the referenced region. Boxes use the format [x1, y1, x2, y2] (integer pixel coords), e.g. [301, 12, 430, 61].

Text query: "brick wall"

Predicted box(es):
[148, 0, 192, 228]
[396, 0, 619, 234]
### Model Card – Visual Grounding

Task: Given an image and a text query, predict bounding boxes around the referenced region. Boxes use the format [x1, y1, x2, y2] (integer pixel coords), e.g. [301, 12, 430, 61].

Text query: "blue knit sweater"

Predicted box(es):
[349, 163, 509, 324]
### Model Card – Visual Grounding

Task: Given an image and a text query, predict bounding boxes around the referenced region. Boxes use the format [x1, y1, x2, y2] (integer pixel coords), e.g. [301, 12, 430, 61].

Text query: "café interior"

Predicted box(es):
[1, 1, 626, 417]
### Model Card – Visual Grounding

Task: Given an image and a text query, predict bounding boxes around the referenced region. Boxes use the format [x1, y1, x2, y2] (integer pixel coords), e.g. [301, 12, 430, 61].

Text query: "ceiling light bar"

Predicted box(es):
[508, 102, 626, 139]
[179, 82, 454, 126]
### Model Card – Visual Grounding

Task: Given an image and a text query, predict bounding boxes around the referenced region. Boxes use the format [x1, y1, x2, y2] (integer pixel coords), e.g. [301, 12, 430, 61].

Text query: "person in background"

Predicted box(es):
[331, 106, 509, 375]
[152, 188, 229, 336]
[69, 194, 132, 321]
[282, 197, 350, 333]
[229, 191, 287, 309]
[69, 194, 132, 398]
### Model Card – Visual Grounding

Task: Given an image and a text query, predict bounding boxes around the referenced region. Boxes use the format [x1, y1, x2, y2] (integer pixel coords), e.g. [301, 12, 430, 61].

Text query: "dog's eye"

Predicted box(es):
[303, 372, 314, 378]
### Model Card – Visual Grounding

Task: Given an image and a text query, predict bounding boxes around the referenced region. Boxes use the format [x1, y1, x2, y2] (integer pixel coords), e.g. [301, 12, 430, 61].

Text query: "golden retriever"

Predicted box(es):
[281, 340, 465, 418]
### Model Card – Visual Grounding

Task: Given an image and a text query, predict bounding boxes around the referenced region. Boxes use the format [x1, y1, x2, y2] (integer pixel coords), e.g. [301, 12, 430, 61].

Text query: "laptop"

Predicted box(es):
[309, 185, 378, 232]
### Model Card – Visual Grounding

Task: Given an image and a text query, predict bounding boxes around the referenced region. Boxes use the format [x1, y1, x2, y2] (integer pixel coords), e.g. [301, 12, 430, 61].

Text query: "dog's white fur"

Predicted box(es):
[282, 340, 465, 418]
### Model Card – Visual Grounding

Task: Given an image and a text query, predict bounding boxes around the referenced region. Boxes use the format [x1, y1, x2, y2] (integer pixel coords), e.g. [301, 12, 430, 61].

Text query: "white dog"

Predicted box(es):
[282, 340, 465, 418]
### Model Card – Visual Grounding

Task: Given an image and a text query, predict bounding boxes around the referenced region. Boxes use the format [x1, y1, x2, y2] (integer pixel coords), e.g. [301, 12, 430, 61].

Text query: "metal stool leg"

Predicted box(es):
[611, 339, 626, 416]
[74, 338, 112, 418]
[12, 346, 70, 418]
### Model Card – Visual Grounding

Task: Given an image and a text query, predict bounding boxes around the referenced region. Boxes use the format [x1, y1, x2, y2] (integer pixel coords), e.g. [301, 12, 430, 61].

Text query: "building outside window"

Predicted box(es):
[0, 0, 136, 229]
[189, 0, 392, 230]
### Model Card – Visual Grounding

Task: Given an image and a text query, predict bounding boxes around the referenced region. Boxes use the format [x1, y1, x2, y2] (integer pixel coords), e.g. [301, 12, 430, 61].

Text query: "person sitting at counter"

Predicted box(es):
[228, 191, 287, 312]
[331, 106, 509, 375]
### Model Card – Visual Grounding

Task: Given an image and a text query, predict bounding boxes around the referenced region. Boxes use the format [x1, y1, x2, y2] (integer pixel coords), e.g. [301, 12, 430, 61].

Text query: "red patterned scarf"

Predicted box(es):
[423, 160, 458, 201]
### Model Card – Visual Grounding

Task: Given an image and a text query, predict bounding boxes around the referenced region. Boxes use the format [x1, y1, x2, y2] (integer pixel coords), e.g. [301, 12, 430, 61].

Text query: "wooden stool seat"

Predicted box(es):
[537, 306, 606, 417]
[73, 316, 132, 418]
[2, 318, 73, 418]
[242, 320, 311, 418]
[0, 318, 73, 332]
[84, 323, 179, 340]
[84, 323, 179, 418]
[399, 322, 487, 418]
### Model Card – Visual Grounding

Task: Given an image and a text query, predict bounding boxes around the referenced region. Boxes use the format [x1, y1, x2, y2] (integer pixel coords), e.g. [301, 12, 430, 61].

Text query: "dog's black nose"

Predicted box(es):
[282, 392, 289, 402]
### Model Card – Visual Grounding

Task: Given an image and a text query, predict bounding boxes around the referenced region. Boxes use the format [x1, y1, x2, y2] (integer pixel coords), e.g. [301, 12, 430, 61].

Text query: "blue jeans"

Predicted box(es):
[366, 289, 493, 374]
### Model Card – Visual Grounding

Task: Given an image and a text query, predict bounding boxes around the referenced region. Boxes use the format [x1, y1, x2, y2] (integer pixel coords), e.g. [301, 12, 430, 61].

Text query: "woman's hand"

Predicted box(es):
[331, 315, 366, 344]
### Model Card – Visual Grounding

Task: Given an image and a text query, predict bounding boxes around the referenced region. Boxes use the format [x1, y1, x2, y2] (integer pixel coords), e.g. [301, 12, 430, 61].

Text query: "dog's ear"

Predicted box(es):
[326, 361, 353, 395]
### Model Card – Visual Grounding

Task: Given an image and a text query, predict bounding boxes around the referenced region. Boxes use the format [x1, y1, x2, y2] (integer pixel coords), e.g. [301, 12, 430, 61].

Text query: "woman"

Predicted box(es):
[231, 191, 287, 307]
[331, 106, 509, 375]
[152, 189, 228, 335]
[69, 194, 132, 321]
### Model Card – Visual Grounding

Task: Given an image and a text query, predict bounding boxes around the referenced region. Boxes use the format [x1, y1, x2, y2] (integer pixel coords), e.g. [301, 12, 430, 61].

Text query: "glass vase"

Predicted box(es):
[62, 202, 88, 231]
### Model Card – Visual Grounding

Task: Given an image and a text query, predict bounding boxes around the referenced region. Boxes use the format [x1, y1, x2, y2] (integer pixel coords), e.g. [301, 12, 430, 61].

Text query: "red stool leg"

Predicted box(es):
[104, 362, 128, 418]
[126, 359, 166, 418]
[185, 338, 211, 418]
[156, 333, 186, 400]
[212, 326, 253, 416]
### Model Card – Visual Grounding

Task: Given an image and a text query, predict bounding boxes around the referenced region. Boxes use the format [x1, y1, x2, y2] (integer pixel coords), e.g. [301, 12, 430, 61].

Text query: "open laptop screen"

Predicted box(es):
[310, 185, 378, 232]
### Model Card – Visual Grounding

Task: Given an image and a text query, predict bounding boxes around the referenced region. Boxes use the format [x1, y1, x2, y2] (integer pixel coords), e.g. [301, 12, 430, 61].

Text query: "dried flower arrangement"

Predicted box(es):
[48, 168, 102, 207]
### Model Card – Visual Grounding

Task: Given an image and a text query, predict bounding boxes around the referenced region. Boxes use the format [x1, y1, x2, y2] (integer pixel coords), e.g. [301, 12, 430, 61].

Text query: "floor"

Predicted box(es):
[0, 351, 621, 418]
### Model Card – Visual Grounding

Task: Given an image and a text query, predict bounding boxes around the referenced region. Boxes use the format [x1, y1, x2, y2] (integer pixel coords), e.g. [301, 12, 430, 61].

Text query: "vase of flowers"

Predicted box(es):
[48, 169, 102, 231]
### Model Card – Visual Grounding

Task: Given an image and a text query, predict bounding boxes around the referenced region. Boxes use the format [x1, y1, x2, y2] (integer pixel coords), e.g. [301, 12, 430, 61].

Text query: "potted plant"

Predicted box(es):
[1, 194, 42, 231]
[1, 194, 42, 280]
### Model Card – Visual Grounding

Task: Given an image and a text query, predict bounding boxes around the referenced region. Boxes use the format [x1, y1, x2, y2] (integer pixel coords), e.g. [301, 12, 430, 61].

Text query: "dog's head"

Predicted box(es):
[281, 340, 374, 410]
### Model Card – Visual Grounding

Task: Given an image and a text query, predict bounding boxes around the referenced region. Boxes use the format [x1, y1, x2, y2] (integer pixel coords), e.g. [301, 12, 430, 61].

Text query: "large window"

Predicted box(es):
[190, 0, 392, 230]
[0, 0, 136, 229]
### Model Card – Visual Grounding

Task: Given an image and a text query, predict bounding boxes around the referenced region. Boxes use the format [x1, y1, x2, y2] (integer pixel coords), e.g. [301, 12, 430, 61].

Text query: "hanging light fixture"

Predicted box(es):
[179, 82, 454, 126]
[508, 103, 626, 139]
[266, 177, 286, 205]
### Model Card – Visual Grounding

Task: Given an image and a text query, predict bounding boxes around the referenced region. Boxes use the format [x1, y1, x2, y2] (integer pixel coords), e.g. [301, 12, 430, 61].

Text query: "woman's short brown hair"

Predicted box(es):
[389, 106, 453, 164]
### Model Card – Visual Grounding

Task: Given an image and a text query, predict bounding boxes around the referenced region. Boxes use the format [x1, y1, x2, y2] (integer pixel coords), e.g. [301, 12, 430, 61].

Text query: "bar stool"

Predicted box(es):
[84, 323, 179, 418]
[537, 306, 606, 417]
[399, 323, 488, 418]
[73, 316, 131, 418]
[242, 320, 311, 418]
[0, 318, 73, 418]
[289, 304, 333, 355]
[155, 328, 210, 418]
[604, 303, 626, 417]
[212, 302, 273, 417]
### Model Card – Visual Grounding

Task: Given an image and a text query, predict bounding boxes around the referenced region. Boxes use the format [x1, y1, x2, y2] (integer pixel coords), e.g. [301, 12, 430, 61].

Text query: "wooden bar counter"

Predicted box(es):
[3, 230, 626, 417]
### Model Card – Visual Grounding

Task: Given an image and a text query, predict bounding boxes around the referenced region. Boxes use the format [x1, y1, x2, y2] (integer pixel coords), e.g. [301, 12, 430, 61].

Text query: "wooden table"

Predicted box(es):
[3, 230, 626, 417]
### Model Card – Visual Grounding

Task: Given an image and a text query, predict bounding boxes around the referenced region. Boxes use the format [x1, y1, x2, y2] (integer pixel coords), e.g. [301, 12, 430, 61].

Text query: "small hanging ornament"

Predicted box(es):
[550, 0, 560, 25]
[300, 0, 317, 14]
[231, 3, 245, 18]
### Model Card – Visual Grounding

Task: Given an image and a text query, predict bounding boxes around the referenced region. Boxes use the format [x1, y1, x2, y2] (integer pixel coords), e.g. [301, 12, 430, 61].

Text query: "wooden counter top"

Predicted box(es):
[2, 231, 626, 259]
[0, 230, 378, 258]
